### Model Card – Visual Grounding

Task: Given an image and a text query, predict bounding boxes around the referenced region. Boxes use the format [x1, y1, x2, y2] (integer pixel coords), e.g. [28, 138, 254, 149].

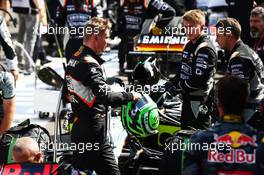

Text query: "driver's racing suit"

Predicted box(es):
[166, 35, 217, 130]
[66, 45, 134, 173]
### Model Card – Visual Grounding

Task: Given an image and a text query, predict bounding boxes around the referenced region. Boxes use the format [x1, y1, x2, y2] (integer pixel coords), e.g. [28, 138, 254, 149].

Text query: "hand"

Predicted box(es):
[132, 92, 142, 101]
[11, 70, 19, 82]
[164, 81, 178, 97]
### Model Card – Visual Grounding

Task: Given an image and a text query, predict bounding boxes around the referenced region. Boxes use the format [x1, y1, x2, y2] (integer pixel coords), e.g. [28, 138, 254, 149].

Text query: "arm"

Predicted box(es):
[33, 0, 40, 9]
[39, 0, 48, 26]
[80, 62, 134, 107]
[0, 18, 19, 80]
[0, 71, 15, 133]
[147, 0, 175, 28]
[227, 57, 252, 81]
[0, 97, 15, 134]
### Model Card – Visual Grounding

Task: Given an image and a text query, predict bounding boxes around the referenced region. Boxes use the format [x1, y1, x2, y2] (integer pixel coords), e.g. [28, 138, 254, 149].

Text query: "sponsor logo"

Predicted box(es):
[137, 35, 188, 45]
[181, 63, 192, 75]
[208, 131, 258, 164]
[214, 131, 257, 148]
[208, 149, 256, 164]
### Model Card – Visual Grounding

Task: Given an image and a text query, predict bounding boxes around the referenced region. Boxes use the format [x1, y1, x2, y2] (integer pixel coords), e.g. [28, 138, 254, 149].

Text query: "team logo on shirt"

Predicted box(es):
[208, 131, 258, 164]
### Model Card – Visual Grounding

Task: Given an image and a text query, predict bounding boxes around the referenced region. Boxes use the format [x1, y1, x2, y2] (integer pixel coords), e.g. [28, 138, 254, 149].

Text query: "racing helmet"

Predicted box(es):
[121, 94, 159, 137]
[132, 57, 160, 85]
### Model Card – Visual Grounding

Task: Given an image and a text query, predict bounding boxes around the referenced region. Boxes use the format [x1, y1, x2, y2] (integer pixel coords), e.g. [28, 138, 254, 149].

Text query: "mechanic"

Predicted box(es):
[12, 137, 43, 163]
[215, 18, 264, 130]
[183, 75, 264, 175]
[116, 0, 175, 74]
[165, 9, 217, 130]
[250, 6, 264, 63]
[56, 0, 97, 62]
[66, 17, 141, 174]
[0, 17, 19, 81]
[0, 64, 15, 134]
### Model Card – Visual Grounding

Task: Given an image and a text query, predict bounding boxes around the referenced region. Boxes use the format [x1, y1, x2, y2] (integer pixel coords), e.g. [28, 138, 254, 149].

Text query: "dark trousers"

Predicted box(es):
[71, 117, 120, 175]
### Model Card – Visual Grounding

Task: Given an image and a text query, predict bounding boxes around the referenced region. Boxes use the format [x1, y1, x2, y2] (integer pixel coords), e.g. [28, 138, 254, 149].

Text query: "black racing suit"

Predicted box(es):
[226, 40, 264, 130]
[117, 0, 175, 71]
[166, 35, 217, 129]
[56, 0, 97, 62]
[183, 115, 264, 175]
[66, 46, 134, 174]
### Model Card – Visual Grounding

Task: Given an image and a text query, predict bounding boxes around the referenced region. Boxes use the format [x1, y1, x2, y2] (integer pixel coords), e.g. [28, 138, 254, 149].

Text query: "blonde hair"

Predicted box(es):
[84, 17, 111, 39]
[183, 9, 205, 25]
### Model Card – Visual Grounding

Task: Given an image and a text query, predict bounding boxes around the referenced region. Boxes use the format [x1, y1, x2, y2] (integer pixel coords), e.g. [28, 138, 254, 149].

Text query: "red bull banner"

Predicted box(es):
[0, 163, 59, 175]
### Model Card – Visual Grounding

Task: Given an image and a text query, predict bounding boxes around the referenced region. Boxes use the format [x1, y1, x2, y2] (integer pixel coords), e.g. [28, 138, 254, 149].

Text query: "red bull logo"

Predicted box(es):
[214, 131, 258, 148]
[208, 149, 256, 164]
[209, 131, 258, 164]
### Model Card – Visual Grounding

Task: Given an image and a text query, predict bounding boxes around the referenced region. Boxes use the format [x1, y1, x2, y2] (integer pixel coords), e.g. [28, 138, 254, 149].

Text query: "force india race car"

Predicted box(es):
[126, 17, 188, 79]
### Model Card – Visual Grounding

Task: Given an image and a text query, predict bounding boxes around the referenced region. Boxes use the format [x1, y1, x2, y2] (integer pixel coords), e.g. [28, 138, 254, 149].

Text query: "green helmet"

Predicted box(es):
[121, 94, 159, 137]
